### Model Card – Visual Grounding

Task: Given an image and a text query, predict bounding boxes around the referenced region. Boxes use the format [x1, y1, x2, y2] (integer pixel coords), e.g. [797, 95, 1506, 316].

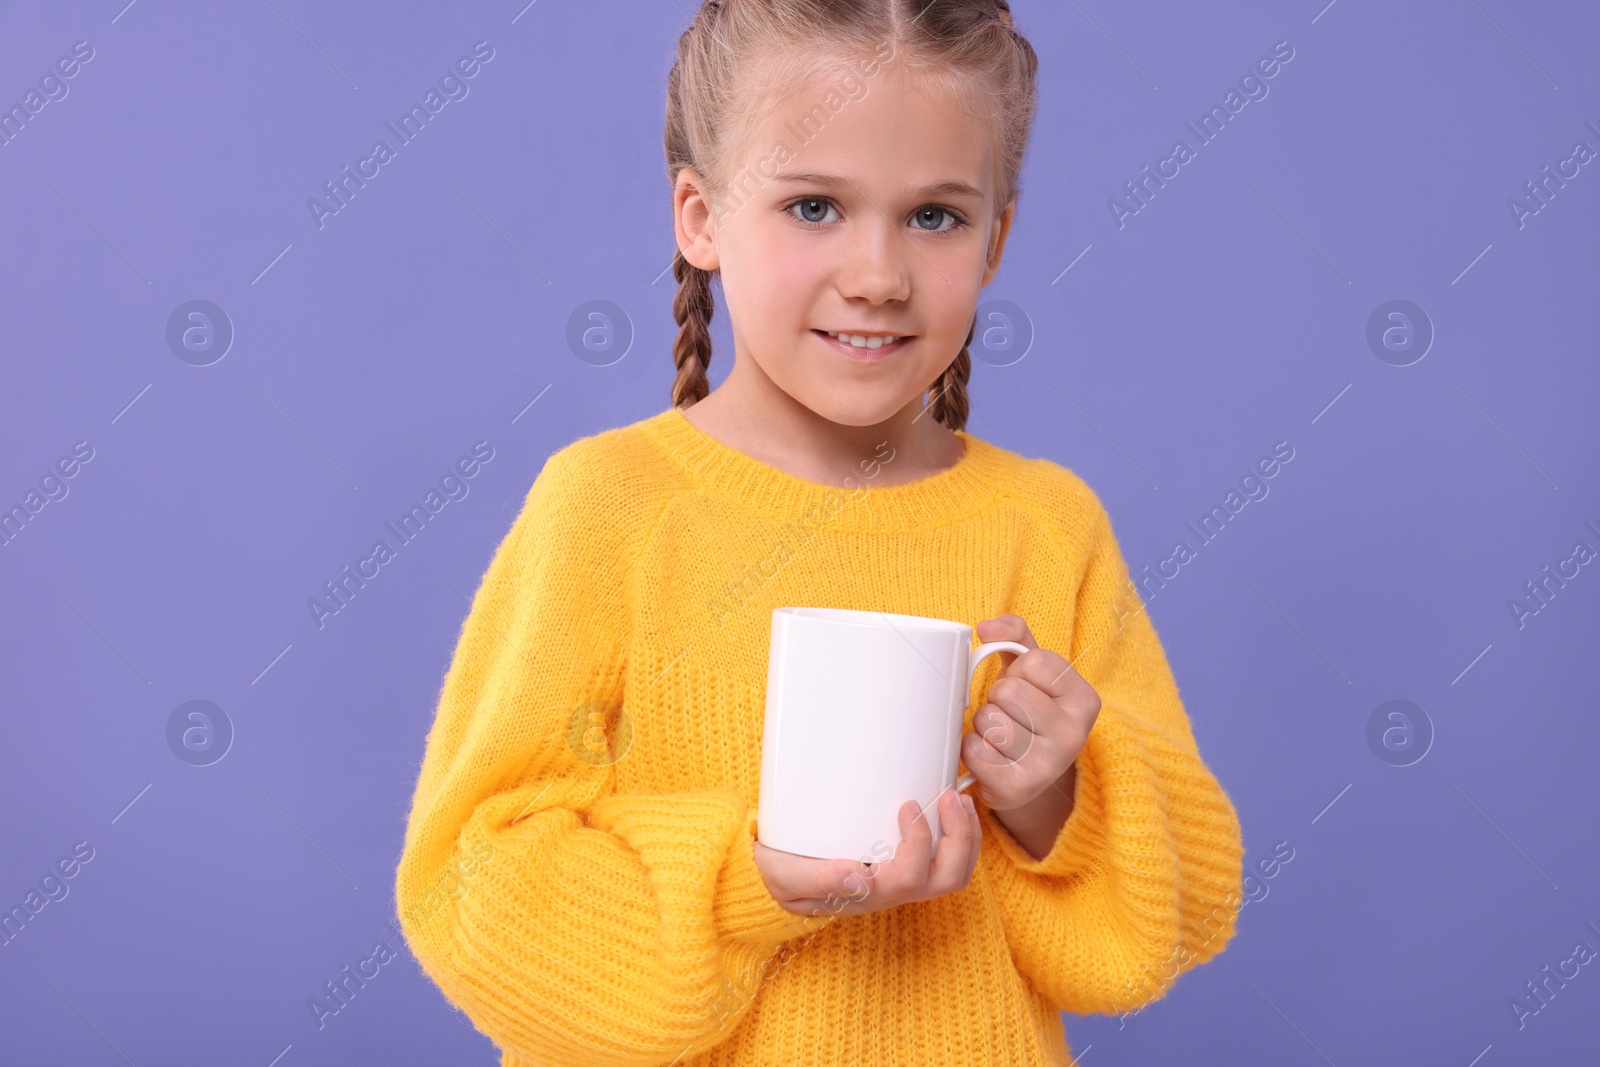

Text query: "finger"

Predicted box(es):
[774, 853, 867, 906]
[977, 613, 1038, 655]
[972, 697, 1040, 763]
[996, 657, 1100, 749]
[877, 799, 933, 898]
[1017, 644, 1098, 707]
[980, 616, 1040, 679]
[961, 728, 1022, 804]
[962, 793, 983, 887]
[786, 893, 858, 917]
[819, 862, 875, 910]
[925, 790, 978, 894]
[779, 864, 869, 916]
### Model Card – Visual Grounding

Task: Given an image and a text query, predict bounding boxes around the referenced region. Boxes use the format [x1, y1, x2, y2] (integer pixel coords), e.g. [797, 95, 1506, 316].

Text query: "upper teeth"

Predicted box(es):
[826, 331, 900, 348]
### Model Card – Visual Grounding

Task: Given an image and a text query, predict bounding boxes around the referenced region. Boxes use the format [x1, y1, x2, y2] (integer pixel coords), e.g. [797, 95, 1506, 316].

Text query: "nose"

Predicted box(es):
[836, 214, 913, 305]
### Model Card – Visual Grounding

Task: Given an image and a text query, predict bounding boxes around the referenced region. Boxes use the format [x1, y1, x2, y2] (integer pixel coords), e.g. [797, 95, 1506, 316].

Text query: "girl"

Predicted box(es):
[394, 2, 1244, 1065]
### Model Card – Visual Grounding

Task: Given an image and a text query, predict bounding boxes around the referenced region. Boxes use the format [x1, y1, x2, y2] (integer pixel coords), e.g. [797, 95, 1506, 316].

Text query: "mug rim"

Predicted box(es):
[774, 607, 968, 633]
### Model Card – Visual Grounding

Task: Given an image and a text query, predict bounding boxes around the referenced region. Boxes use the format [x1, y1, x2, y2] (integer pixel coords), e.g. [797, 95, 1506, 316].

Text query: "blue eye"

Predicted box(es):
[911, 206, 963, 233]
[782, 196, 968, 235]
[788, 197, 839, 226]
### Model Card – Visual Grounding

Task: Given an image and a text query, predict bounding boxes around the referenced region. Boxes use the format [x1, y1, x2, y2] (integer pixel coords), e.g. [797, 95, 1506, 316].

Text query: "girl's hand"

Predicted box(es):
[753, 787, 982, 918]
[962, 614, 1100, 814]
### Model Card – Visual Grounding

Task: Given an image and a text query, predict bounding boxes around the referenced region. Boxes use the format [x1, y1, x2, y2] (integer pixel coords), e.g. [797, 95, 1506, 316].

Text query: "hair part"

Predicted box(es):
[664, 0, 1038, 432]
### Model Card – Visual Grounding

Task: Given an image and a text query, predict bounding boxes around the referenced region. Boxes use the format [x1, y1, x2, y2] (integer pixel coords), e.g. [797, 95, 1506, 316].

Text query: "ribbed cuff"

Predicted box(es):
[715, 808, 835, 950]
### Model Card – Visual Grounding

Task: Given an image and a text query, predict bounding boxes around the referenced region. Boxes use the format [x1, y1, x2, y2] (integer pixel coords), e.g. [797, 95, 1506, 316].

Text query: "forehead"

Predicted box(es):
[734, 60, 996, 199]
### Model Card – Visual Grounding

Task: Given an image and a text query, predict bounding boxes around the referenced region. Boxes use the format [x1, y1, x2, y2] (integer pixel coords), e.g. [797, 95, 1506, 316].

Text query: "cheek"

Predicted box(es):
[771, 258, 822, 318]
[721, 237, 815, 330]
[922, 272, 982, 348]
[909, 340, 959, 387]
[923, 235, 987, 308]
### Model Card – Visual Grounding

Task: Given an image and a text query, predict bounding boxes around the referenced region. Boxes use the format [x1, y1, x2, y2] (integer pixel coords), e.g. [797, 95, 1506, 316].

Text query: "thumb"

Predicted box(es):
[977, 613, 1038, 657]
[777, 853, 867, 902]
[828, 857, 871, 898]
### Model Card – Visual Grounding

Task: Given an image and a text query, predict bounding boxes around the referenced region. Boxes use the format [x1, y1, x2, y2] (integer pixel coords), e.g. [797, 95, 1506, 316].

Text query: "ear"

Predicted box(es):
[980, 198, 1016, 288]
[674, 166, 721, 273]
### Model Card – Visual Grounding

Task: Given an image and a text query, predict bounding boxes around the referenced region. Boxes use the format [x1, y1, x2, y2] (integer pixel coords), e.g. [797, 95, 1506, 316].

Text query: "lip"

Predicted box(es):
[813, 329, 912, 362]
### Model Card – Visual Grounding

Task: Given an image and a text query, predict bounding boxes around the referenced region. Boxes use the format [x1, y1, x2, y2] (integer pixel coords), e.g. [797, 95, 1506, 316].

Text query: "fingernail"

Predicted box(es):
[961, 794, 975, 815]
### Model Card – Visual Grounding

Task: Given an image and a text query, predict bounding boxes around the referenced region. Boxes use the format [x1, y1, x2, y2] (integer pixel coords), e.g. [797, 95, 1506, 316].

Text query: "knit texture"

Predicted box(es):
[394, 405, 1244, 1067]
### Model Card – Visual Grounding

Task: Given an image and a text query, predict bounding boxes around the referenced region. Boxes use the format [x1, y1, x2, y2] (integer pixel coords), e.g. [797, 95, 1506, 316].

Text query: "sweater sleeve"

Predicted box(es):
[974, 488, 1244, 1017]
[393, 445, 834, 1067]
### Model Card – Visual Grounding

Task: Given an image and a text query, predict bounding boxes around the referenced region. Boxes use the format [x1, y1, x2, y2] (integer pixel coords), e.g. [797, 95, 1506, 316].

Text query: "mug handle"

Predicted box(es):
[954, 640, 1031, 792]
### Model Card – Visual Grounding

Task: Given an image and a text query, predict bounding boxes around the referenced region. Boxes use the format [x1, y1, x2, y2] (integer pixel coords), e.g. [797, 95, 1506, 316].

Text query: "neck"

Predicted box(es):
[680, 359, 962, 489]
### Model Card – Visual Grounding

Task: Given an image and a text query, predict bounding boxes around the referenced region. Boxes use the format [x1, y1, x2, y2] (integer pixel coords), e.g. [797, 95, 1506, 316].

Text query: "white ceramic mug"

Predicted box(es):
[757, 607, 1029, 863]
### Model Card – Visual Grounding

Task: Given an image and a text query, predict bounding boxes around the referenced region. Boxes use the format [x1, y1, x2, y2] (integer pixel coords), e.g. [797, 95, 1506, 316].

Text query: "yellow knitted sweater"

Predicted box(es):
[394, 405, 1244, 1067]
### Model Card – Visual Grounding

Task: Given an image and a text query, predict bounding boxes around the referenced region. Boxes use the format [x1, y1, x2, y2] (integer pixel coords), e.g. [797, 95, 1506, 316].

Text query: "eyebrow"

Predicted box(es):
[769, 171, 985, 200]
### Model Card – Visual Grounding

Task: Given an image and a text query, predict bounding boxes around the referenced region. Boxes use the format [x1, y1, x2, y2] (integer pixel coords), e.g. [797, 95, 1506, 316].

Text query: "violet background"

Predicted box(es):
[2, 1, 1597, 1064]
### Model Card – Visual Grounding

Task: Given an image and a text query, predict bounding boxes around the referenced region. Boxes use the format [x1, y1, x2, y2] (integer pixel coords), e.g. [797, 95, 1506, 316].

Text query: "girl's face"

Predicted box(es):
[675, 63, 1015, 429]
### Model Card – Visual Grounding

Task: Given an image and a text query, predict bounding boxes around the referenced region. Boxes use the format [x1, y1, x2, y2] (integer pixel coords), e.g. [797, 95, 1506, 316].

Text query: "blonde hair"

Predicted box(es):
[664, 0, 1038, 432]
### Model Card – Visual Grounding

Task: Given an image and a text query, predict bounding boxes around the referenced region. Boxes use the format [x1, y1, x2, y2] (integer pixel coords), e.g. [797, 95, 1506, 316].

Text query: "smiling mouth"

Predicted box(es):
[813, 329, 913, 358]
[817, 329, 907, 347]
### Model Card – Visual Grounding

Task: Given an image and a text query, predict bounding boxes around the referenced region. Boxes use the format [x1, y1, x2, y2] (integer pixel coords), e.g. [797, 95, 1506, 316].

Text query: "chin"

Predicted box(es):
[796, 385, 920, 429]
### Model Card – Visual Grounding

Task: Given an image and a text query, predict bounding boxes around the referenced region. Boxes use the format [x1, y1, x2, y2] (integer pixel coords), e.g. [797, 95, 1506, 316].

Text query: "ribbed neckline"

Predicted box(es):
[641, 405, 1014, 533]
